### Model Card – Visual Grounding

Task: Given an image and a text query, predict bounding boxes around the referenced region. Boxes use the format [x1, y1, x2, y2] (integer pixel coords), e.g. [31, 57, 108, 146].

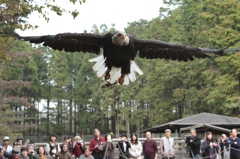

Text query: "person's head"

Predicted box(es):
[27, 144, 34, 154]
[3, 136, 10, 145]
[120, 133, 127, 141]
[94, 128, 100, 138]
[12, 148, 20, 159]
[37, 146, 46, 155]
[222, 134, 227, 140]
[84, 147, 91, 157]
[130, 133, 138, 144]
[206, 131, 213, 141]
[49, 134, 57, 142]
[21, 147, 28, 157]
[231, 129, 238, 138]
[75, 135, 82, 142]
[14, 142, 22, 149]
[190, 128, 196, 137]
[165, 129, 171, 138]
[61, 143, 68, 152]
[105, 134, 112, 141]
[16, 137, 24, 144]
[146, 131, 152, 140]
[64, 136, 70, 143]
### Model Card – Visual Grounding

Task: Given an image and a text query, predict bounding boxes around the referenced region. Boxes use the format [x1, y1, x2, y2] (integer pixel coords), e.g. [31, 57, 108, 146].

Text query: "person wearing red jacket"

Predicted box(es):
[72, 135, 86, 159]
[89, 129, 105, 159]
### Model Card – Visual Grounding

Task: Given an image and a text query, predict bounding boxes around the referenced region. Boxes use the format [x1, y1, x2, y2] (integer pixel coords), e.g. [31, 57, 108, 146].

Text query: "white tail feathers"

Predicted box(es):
[89, 55, 143, 85]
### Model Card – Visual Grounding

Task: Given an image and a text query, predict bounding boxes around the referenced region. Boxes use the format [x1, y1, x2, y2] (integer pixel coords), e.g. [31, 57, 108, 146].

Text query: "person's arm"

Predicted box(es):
[45, 144, 50, 154]
[191, 137, 201, 147]
[159, 138, 164, 156]
[142, 141, 145, 156]
[89, 139, 95, 151]
[57, 144, 61, 153]
[154, 141, 158, 159]
[138, 141, 143, 156]
[231, 138, 240, 149]
[128, 143, 135, 157]
[172, 139, 176, 155]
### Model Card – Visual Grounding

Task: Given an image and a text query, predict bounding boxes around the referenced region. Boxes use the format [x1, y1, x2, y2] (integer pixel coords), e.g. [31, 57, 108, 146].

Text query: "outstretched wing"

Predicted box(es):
[132, 38, 227, 61]
[19, 33, 104, 54]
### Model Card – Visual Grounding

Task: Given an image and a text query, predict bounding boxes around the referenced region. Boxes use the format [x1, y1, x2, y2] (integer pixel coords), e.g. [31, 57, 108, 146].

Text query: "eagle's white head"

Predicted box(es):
[112, 31, 129, 46]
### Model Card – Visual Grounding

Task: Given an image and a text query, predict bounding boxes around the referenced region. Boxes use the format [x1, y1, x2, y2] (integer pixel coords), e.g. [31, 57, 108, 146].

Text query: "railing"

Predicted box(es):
[35, 138, 226, 159]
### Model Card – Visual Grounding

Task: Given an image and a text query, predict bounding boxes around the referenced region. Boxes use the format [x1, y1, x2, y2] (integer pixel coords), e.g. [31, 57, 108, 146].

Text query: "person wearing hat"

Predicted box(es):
[10, 148, 21, 159]
[2, 136, 12, 154]
[45, 134, 60, 155]
[160, 129, 175, 159]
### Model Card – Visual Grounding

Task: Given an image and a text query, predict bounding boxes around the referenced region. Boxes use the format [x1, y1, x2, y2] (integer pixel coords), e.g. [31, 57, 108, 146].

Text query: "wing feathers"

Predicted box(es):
[133, 38, 224, 61]
[19, 33, 103, 54]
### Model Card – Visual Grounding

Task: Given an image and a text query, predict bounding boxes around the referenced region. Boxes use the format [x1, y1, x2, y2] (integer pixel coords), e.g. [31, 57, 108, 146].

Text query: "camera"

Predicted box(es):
[185, 136, 194, 143]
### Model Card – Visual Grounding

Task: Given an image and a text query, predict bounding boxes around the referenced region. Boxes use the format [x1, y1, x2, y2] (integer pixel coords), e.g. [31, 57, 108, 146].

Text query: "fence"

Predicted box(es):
[34, 137, 231, 159]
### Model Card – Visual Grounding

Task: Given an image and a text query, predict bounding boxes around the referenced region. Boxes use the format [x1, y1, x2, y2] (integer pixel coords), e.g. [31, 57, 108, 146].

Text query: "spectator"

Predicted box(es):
[27, 144, 37, 159]
[102, 134, 115, 159]
[20, 147, 29, 159]
[220, 134, 228, 159]
[116, 133, 131, 159]
[15, 138, 24, 146]
[142, 131, 158, 159]
[160, 129, 175, 159]
[129, 133, 142, 159]
[79, 147, 94, 159]
[0, 145, 6, 159]
[226, 129, 240, 159]
[72, 135, 85, 159]
[1, 145, 10, 159]
[201, 131, 218, 159]
[185, 128, 201, 159]
[10, 148, 21, 159]
[58, 143, 71, 159]
[45, 134, 61, 154]
[2, 136, 12, 154]
[37, 146, 47, 159]
[63, 137, 72, 153]
[89, 128, 105, 159]
[47, 149, 59, 159]
[13, 143, 22, 150]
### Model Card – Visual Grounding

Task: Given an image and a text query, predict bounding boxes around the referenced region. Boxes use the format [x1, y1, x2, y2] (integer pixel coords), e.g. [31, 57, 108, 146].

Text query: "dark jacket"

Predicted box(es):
[226, 137, 240, 159]
[186, 135, 201, 156]
[116, 141, 131, 159]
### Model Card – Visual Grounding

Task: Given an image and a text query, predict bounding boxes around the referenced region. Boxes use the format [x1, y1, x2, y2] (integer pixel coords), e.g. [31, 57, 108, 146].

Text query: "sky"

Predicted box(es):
[17, 0, 166, 36]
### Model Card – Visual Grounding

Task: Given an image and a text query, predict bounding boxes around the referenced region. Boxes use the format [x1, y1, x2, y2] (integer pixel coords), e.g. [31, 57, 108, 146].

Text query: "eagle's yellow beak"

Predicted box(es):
[121, 34, 126, 40]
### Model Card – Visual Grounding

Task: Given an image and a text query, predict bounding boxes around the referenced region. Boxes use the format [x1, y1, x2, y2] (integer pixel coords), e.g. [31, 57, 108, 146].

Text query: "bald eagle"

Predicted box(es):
[17, 31, 237, 86]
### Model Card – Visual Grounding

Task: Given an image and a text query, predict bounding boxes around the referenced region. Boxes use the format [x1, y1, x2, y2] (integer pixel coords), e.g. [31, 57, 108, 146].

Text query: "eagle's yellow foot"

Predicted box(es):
[105, 70, 110, 81]
[119, 75, 125, 85]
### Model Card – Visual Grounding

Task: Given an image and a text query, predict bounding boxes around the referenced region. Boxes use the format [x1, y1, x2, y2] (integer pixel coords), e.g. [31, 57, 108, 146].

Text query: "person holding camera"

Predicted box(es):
[116, 133, 131, 159]
[89, 129, 105, 159]
[185, 128, 201, 159]
[72, 135, 86, 159]
[27, 144, 37, 159]
[220, 134, 229, 159]
[201, 131, 218, 159]
[102, 134, 115, 159]
[47, 149, 59, 159]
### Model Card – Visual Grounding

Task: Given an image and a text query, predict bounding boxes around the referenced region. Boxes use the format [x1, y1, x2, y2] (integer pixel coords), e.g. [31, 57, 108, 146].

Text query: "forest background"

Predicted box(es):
[0, 0, 240, 142]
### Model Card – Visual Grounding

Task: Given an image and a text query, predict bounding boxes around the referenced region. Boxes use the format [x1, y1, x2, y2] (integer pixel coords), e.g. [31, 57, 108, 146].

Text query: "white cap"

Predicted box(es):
[3, 136, 10, 140]
[165, 129, 171, 132]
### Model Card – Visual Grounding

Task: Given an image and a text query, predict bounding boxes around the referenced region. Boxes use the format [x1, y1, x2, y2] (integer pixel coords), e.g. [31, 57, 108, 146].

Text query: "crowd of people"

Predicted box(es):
[0, 128, 240, 159]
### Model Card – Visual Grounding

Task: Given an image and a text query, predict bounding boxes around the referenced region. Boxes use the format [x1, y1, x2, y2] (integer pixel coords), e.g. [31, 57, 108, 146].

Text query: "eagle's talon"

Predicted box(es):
[105, 70, 110, 80]
[119, 75, 125, 85]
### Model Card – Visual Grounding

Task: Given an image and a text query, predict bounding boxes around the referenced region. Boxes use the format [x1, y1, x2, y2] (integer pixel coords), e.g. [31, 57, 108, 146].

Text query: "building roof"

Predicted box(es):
[141, 112, 240, 133]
